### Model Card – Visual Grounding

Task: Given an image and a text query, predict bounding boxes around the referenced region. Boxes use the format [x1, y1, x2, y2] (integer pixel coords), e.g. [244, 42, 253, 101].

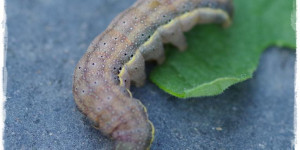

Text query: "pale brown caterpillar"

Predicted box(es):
[72, 0, 233, 149]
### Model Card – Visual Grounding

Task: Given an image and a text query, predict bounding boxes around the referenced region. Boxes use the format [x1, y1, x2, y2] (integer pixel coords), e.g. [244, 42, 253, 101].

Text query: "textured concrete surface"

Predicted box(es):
[5, 0, 295, 149]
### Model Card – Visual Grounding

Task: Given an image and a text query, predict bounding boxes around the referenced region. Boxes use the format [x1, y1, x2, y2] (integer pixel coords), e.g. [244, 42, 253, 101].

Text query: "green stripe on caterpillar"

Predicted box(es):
[72, 0, 233, 149]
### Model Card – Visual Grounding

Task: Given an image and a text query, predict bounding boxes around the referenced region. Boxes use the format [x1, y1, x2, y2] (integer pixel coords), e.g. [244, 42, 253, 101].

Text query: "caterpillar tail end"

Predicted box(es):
[115, 120, 155, 150]
[113, 98, 155, 150]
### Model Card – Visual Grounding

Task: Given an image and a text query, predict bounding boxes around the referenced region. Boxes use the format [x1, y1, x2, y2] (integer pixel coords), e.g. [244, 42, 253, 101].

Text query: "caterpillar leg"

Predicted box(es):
[158, 19, 187, 51]
[179, 10, 201, 32]
[179, 8, 232, 33]
[125, 51, 146, 87]
[139, 32, 165, 65]
[196, 9, 231, 27]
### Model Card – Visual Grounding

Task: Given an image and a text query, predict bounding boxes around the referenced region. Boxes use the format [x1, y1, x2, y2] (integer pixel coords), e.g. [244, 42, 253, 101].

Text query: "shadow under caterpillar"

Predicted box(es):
[73, 0, 233, 149]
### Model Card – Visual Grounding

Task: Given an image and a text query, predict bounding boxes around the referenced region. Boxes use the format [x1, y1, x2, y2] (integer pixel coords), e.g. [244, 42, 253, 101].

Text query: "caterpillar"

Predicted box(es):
[72, 0, 233, 149]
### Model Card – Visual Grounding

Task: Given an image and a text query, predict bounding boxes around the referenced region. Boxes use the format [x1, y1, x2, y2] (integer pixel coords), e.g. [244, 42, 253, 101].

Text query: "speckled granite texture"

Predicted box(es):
[5, 0, 295, 149]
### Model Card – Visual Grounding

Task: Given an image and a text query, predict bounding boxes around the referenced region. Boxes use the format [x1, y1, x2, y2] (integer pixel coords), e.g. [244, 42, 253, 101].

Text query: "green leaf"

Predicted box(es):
[150, 0, 296, 98]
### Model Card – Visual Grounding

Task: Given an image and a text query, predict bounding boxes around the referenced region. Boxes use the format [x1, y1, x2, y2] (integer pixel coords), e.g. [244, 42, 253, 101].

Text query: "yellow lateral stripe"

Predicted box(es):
[126, 89, 132, 98]
[142, 31, 159, 47]
[118, 66, 127, 86]
[149, 120, 155, 144]
[126, 50, 139, 66]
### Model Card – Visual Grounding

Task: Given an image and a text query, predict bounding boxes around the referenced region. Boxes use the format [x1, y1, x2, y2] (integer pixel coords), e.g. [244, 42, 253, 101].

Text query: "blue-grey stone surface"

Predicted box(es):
[5, 0, 295, 149]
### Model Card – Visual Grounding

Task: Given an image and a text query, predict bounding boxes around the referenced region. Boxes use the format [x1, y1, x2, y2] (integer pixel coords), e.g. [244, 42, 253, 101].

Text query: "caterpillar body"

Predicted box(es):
[72, 0, 233, 149]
